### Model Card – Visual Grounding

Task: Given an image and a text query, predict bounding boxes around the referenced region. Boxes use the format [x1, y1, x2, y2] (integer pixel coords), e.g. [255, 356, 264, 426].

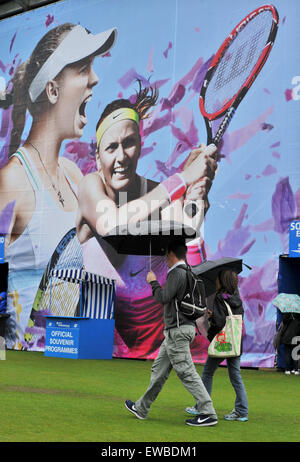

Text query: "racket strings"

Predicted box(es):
[205, 10, 273, 115]
[48, 280, 80, 317]
[220, 28, 265, 89]
[40, 232, 83, 316]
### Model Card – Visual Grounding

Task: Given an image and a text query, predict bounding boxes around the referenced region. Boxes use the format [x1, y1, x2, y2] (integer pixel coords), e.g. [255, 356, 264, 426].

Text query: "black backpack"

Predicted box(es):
[176, 265, 207, 321]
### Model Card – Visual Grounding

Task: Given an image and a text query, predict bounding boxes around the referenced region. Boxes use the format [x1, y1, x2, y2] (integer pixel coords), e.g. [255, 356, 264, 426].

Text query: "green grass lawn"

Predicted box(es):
[0, 350, 299, 443]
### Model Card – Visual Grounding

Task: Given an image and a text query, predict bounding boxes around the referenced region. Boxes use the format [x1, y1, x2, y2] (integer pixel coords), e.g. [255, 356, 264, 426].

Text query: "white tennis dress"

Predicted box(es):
[5, 147, 78, 349]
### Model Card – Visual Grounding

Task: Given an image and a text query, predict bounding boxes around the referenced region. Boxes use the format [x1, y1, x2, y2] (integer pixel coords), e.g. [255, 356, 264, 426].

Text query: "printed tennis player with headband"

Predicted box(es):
[76, 81, 217, 242]
[96, 108, 215, 206]
[96, 107, 194, 205]
[95, 107, 142, 194]
[0, 22, 117, 349]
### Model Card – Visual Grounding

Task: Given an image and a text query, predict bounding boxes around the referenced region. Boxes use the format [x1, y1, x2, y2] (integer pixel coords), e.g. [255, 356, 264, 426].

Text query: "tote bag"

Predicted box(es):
[208, 300, 243, 358]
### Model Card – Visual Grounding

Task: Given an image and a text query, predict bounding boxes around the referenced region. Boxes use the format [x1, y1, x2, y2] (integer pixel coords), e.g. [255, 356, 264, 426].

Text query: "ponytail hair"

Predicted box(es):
[134, 79, 159, 120]
[9, 60, 29, 156]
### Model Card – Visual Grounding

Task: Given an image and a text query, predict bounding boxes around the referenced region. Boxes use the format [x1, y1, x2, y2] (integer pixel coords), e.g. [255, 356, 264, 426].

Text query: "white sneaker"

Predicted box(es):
[294, 370, 300, 376]
[285, 371, 291, 375]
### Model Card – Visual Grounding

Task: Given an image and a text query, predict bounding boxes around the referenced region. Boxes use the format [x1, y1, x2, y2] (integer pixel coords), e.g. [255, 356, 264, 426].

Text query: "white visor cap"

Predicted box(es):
[28, 24, 117, 103]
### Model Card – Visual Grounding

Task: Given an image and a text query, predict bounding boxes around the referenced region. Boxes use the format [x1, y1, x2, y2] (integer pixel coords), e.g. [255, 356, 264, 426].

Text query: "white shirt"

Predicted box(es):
[167, 260, 186, 274]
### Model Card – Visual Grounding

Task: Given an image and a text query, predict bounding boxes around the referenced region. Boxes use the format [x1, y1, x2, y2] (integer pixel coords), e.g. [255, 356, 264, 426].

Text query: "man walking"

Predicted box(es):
[125, 239, 217, 426]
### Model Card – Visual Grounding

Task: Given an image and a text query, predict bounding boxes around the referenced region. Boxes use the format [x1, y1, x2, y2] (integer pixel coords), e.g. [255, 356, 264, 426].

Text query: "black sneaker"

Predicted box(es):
[185, 414, 218, 427]
[125, 400, 147, 420]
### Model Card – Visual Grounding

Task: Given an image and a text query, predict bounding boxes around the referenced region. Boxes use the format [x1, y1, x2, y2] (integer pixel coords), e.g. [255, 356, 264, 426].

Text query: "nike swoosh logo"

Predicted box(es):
[129, 267, 145, 277]
[113, 113, 122, 119]
[197, 417, 210, 424]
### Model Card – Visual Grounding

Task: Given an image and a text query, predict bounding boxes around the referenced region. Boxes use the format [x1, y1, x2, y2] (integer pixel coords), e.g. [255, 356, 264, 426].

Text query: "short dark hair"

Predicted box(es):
[166, 239, 187, 260]
[218, 270, 239, 295]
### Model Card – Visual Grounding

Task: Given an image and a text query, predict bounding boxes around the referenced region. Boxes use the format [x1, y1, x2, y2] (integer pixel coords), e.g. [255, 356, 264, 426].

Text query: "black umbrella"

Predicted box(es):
[192, 257, 250, 297]
[102, 220, 197, 268]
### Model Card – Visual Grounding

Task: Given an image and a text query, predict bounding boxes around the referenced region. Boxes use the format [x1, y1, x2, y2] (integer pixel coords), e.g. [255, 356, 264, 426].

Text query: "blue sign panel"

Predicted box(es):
[44, 316, 115, 359]
[0, 235, 5, 263]
[289, 221, 300, 258]
[45, 318, 80, 359]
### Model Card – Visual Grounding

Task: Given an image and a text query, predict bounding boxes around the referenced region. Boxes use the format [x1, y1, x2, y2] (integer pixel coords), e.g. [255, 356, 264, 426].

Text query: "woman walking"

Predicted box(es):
[186, 269, 248, 421]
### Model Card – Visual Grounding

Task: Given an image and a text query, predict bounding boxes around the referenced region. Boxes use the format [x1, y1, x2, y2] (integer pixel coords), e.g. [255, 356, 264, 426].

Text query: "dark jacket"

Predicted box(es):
[150, 264, 195, 330]
[281, 312, 300, 345]
[207, 291, 244, 342]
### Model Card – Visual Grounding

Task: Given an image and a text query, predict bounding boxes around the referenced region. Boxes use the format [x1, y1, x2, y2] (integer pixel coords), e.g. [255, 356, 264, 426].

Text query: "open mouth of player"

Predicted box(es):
[78, 95, 92, 125]
[113, 165, 131, 178]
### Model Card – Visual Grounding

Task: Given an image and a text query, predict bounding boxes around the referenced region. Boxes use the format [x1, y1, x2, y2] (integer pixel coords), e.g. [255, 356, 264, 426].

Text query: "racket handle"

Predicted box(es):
[213, 107, 236, 146]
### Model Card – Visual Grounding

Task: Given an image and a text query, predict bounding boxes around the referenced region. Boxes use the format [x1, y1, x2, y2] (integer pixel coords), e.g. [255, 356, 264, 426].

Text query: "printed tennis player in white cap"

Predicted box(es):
[0, 23, 117, 349]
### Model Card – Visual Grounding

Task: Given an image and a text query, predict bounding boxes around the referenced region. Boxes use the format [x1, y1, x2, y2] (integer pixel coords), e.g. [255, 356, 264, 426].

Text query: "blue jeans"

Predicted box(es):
[201, 355, 248, 417]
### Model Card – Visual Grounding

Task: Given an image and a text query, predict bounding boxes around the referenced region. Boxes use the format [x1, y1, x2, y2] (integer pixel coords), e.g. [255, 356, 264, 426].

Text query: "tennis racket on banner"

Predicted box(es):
[30, 227, 83, 319]
[199, 4, 279, 149]
[24, 227, 83, 349]
[184, 5, 279, 218]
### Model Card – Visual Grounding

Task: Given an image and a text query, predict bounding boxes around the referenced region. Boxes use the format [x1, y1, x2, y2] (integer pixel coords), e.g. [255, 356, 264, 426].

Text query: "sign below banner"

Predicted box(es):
[45, 318, 80, 358]
[289, 221, 300, 257]
[44, 316, 115, 359]
[0, 235, 5, 263]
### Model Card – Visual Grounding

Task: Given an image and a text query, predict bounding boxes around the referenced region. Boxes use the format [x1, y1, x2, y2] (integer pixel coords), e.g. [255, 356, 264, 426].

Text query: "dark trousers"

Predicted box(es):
[284, 344, 298, 371]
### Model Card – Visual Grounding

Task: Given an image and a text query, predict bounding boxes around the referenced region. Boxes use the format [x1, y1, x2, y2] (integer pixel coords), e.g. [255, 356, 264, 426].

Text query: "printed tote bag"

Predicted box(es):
[208, 300, 242, 358]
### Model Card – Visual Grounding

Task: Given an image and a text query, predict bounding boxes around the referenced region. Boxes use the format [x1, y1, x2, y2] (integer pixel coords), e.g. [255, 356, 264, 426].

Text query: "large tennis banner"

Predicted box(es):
[0, 0, 299, 367]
